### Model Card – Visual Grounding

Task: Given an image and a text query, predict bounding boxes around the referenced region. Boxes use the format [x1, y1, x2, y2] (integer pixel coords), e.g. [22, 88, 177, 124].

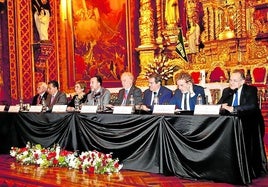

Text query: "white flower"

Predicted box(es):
[10, 143, 122, 174]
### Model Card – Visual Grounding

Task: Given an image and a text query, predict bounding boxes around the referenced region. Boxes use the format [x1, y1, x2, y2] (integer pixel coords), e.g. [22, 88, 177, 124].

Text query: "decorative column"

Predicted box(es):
[214, 7, 221, 39]
[156, 0, 164, 47]
[200, 1, 210, 42]
[136, 0, 156, 86]
[240, 0, 247, 38]
[32, 43, 53, 83]
[208, 6, 215, 40]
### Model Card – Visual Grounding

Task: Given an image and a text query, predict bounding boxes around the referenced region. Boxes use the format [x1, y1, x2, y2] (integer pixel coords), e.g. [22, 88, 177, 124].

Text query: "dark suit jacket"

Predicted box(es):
[67, 94, 87, 107]
[169, 85, 205, 110]
[113, 85, 142, 106]
[218, 84, 259, 112]
[142, 86, 173, 109]
[31, 92, 48, 105]
[46, 91, 67, 110]
[218, 84, 267, 177]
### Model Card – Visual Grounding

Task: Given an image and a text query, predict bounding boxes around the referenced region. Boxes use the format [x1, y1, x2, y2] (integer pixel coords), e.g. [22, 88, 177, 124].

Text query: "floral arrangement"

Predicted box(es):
[10, 142, 123, 174]
[143, 54, 178, 81]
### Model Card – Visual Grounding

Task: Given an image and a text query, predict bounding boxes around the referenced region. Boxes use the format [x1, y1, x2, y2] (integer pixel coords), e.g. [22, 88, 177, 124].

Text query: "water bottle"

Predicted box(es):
[74, 96, 80, 111]
[196, 94, 203, 105]
[41, 97, 47, 112]
[205, 95, 209, 105]
[129, 95, 135, 106]
[19, 99, 23, 111]
[129, 95, 135, 113]
[97, 98, 103, 112]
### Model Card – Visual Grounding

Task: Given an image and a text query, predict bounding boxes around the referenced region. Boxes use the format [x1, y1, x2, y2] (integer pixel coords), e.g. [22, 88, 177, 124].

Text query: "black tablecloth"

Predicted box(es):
[0, 112, 266, 184]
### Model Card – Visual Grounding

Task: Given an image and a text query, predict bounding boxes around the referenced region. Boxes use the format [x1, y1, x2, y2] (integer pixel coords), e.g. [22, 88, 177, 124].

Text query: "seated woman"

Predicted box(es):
[67, 81, 87, 111]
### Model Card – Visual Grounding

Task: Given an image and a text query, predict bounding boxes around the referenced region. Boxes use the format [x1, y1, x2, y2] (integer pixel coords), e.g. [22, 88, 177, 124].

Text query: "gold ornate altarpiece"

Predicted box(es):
[136, 0, 268, 86]
[5, 0, 268, 102]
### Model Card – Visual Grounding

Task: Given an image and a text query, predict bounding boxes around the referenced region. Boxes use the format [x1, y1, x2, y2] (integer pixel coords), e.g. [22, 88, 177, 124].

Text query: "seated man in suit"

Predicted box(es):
[141, 73, 173, 111]
[32, 82, 48, 105]
[46, 80, 67, 110]
[217, 69, 267, 178]
[169, 71, 205, 110]
[218, 69, 260, 115]
[112, 72, 142, 106]
[86, 75, 110, 106]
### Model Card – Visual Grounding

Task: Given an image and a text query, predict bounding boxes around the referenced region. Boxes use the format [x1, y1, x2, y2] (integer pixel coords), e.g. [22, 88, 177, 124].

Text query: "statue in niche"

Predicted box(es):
[165, 0, 179, 25]
[32, 0, 51, 42]
[186, 14, 200, 54]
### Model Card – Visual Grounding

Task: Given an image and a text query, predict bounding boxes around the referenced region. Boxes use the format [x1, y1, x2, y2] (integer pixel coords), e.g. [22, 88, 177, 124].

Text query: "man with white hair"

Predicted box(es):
[112, 72, 142, 106]
[31, 81, 48, 105]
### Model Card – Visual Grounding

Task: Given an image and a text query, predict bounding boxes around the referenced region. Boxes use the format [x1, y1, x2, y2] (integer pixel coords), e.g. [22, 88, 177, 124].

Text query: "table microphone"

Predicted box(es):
[94, 92, 101, 98]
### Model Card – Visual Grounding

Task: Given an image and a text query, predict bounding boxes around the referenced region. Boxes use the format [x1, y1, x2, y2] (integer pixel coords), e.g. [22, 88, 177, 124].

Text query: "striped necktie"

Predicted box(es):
[122, 90, 128, 105]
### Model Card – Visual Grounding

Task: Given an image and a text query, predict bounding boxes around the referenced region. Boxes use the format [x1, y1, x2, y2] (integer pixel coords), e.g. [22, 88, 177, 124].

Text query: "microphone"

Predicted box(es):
[94, 92, 101, 98]
[92, 92, 101, 105]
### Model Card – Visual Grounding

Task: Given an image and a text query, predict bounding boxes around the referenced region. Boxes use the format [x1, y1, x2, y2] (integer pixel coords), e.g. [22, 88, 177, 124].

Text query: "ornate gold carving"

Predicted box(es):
[137, 0, 268, 87]
[248, 39, 267, 60]
[7, 0, 18, 100]
[139, 0, 155, 46]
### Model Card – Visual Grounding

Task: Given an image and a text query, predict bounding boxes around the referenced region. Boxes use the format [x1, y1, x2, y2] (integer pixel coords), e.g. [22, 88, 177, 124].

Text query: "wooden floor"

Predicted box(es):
[0, 153, 268, 187]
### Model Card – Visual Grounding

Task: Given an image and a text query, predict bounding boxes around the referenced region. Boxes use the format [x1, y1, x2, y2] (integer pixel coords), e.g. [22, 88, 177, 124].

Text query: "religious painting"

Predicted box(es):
[71, 0, 132, 87]
[254, 3, 268, 40]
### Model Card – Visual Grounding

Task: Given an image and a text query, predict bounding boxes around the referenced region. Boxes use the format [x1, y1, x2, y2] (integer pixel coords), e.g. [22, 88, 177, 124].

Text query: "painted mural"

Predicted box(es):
[72, 0, 127, 83]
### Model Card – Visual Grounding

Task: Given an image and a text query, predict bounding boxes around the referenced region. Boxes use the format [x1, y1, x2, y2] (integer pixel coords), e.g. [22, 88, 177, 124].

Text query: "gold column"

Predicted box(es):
[214, 7, 221, 39]
[200, 1, 210, 42]
[156, 0, 164, 47]
[136, 0, 156, 86]
[208, 6, 215, 40]
[240, 0, 247, 38]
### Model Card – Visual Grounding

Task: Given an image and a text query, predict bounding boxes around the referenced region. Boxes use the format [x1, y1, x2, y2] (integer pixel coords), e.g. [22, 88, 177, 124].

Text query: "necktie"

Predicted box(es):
[124, 90, 128, 99]
[233, 92, 238, 106]
[50, 95, 55, 105]
[37, 95, 42, 104]
[152, 92, 158, 105]
[184, 93, 188, 110]
[122, 90, 128, 105]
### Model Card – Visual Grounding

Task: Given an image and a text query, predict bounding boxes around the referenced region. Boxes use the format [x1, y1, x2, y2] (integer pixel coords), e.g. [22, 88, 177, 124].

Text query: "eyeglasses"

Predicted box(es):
[229, 79, 242, 83]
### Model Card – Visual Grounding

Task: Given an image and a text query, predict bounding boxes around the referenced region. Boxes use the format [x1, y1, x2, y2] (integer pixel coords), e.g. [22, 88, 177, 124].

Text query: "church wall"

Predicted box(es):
[0, 0, 267, 105]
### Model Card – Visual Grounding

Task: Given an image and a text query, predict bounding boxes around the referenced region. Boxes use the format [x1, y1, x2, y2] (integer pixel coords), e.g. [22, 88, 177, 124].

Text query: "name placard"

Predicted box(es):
[153, 105, 175, 114]
[52, 105, 67, 113]
[0, 105, 5, 112]
[8, 105, 20, 113]
[80, 105, 98, 113]
[113, 106, 133, 114]
[29, 105, 43, 112]
[194, 105, 221, 115]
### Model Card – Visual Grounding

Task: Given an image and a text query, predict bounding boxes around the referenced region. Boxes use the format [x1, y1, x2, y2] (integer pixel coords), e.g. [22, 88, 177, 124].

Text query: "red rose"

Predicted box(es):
[34, 153, 39, 159]
[47, 151, 56, 160]
[53, 159, 59, 165]
[114, 162, 119, 168]
[88, 166, 95, 173]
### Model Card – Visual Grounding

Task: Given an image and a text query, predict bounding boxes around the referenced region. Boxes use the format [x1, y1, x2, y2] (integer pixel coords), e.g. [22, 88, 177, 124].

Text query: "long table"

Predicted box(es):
[0, 112, 266, 184]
